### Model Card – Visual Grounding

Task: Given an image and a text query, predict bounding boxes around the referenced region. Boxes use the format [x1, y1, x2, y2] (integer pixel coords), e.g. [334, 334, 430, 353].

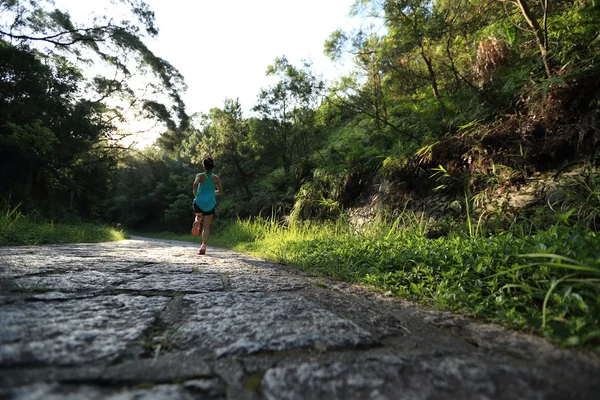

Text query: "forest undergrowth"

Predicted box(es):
[0, 203, 125, 245]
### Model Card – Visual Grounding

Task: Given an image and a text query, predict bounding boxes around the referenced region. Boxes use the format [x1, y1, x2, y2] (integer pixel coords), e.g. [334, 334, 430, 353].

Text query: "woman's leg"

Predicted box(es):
[192, 212, 202, 236]
[192, 202, 203, 235]
[201, 214, 213, 246]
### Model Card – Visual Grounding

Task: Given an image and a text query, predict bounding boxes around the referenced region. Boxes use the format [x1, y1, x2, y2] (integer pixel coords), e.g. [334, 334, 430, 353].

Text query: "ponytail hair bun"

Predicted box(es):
[203, 157, 215, 169]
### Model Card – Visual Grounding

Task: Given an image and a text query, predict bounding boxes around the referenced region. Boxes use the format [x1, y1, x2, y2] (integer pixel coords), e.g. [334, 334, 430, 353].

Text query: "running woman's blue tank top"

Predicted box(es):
[194, 172, 216, 211]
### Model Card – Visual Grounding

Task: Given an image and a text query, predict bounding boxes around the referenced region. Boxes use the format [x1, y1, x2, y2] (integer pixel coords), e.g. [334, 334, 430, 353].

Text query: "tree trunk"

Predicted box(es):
[514, 0, 552, 79]
[421, 51, 441, 99]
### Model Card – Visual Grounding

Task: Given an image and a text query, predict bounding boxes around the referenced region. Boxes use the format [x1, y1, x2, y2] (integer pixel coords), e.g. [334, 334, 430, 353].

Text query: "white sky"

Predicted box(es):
[54, 0, 361, 146]
[144, 0, 359, 116]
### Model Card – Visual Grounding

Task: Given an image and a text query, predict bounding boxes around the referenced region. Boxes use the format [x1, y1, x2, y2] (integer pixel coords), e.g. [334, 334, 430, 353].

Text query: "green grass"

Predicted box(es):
[4, 198, 597, 348]
[125, 214, 600, 349]
[0, 204, 125, 245]
[199, 215, 600, 349]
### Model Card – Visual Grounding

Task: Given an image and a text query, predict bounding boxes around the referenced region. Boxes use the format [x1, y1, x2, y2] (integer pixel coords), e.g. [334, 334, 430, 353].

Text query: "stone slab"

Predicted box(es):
[262, 354, 593, 400]
[116, 273, 224, 292]
[11, 271, 139, 293]
[102, 353, 212, 382]
[1, 379, 226, 400]
[0, 294, 169, 366]
[177, 292, 375, 357]
[228, 274, 305, 292]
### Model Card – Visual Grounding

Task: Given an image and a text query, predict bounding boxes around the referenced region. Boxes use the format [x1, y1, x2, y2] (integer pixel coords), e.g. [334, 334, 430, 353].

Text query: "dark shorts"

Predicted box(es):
[193, 201, 215, 216]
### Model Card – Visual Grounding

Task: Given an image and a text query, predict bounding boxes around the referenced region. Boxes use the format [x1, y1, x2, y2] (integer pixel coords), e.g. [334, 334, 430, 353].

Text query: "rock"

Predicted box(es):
[262, 353, 588, 400]
[176, 292, 375, 357]
[0, 295, 169, 366]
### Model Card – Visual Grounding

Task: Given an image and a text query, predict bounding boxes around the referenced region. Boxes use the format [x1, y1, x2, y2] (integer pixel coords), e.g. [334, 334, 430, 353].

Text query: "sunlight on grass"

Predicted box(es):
[0, 204, 125, 245]
[209, 215, 600, 349]
[8, 194, 596, 349]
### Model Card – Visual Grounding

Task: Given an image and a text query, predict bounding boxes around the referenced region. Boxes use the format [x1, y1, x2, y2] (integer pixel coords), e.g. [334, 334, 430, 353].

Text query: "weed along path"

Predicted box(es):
[1, 237, 599, 399]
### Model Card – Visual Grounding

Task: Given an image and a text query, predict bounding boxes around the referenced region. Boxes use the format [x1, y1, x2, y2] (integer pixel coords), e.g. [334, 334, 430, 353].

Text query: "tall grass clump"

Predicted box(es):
[552, 163, 600, 230]
[210, 216, 353, 260]
[0, 203, 125, 246]
[213, 212, 600, 348]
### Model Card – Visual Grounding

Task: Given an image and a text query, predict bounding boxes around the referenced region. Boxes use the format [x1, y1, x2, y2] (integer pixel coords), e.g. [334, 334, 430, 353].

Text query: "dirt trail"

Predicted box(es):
[1, 237, 598, 399]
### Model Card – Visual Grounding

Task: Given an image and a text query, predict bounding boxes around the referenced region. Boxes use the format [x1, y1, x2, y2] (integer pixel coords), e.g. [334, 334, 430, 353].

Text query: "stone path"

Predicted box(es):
[1, 237, 599, 399]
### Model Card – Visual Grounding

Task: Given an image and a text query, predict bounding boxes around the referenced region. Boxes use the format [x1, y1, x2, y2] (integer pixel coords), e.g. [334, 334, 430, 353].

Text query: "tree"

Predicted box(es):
[182, 99, 254, 199]
[0, 40, 98, 213]
[0, 0, 188, 217]
[252, 57, 325, 180]
[499, 0, 551, 78]
[101, 147, 188, 231]
[0, 0, 189, 144]
[326, 29, 414, 142]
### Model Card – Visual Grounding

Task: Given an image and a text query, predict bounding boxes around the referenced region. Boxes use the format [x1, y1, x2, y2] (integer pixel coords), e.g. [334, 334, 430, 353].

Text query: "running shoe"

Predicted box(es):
[191, 220, 200, 236]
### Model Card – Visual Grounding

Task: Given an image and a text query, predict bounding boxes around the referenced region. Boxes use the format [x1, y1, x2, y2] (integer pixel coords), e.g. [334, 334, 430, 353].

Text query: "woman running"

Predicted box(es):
[192, 157, 223, 255]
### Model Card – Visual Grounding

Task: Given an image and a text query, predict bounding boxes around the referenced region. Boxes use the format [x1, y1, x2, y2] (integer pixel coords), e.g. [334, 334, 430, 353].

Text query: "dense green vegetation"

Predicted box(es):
[206, 215, 600, 348]
[134, 208, 600, 348]
[0, 203, 124, 245]
[2, 1, 599, 347]
[0, 0, 188, 221]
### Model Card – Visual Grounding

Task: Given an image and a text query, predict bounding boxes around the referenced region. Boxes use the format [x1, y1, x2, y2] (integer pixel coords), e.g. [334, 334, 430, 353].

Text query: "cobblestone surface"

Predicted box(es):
[1, 237, 598, 399]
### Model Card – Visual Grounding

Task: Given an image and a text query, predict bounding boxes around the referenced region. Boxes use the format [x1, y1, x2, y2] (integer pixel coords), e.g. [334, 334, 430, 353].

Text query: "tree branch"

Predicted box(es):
[0, 25, 113, 47]
[327, 92, 419, 143]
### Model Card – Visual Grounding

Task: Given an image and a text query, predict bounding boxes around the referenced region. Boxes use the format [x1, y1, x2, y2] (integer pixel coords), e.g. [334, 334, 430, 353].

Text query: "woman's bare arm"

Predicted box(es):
[214, 175, 224, 195]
